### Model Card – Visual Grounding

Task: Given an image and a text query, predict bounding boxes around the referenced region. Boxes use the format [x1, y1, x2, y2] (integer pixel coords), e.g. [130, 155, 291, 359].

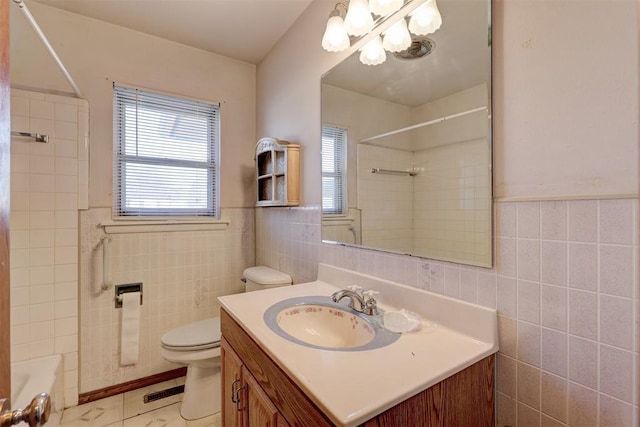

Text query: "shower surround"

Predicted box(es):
[9, 88, 88, 407]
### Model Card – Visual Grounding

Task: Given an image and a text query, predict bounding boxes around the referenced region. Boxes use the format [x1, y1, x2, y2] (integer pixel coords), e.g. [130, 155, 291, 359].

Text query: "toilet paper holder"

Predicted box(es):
[115, 283, 143, 308]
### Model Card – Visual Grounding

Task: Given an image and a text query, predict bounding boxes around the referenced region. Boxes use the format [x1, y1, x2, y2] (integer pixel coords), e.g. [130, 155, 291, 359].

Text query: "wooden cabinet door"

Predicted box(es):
[221, 338, 245, 427]
[243, 366, 281, 427]
[276, 413, 291, 427]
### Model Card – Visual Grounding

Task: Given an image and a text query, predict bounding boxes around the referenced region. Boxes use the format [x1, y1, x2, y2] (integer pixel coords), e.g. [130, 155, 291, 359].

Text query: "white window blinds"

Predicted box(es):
[113, 85, 219, 217]
[321, 125, 347, 215]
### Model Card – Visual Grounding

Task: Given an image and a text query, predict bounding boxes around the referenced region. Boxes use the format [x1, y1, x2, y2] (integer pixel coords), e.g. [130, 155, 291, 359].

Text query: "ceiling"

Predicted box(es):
[28, 0, 489, 108]
[31, 0, 313, 64]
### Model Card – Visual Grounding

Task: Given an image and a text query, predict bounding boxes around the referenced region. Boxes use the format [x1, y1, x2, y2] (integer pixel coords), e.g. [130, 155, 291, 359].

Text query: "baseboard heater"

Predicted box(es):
[78, 367, 187, 405]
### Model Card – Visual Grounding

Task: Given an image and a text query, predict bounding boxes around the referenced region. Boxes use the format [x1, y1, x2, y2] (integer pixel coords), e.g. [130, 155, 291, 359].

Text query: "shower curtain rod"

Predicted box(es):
[12, 0, 84, 98]
[359, 106, 487, 143]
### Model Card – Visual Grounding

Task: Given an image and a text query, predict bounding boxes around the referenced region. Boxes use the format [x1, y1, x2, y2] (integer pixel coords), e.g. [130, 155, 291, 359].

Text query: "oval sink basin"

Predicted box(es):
[263, 296, 399, 351]
[278, 304, 374, 348]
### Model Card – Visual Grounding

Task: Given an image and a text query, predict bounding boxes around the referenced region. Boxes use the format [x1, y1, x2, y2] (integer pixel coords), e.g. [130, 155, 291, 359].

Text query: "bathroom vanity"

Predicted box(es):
[219, 264, 498, 426]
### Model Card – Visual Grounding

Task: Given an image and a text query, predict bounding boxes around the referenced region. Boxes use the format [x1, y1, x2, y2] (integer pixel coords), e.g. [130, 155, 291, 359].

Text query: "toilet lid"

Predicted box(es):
[161, 318, 221, 349]
[243, 266, 292, 285]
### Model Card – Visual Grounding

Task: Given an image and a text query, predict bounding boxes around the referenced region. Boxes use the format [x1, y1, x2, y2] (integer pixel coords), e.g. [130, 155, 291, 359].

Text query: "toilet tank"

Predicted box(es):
[242, 266, 292, 292]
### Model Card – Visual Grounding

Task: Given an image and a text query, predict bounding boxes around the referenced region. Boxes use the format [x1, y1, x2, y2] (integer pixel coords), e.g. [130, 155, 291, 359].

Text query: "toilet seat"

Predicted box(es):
[161, 318, 221, 351]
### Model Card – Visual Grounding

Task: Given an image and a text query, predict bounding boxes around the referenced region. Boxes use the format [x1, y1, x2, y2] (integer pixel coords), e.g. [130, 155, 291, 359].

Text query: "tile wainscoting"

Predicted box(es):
[256, 199, 638, 426]
[79, 207, 254, 393]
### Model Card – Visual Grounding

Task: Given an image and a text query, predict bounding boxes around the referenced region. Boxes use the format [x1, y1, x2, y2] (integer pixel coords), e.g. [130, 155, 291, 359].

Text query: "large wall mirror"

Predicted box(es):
[321, 0, 492, 267]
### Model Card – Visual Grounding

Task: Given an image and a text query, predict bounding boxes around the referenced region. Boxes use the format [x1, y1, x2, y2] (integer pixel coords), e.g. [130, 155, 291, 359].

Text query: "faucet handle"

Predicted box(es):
[346, 285, 363, 294]
[362, 290, 379, 315]
[362, 290, 379, 300]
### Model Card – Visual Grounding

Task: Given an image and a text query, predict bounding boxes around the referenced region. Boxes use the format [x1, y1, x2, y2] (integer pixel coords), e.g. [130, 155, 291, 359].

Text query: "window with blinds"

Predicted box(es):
[321, 125, 347, 215]
[113, 84, 219, 217]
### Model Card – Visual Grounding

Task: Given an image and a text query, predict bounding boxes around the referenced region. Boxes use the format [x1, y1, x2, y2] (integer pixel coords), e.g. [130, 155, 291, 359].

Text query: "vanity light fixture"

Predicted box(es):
[322, 3, 350, 52]
[359, 36, 387, 65]
[343, 0, 375, 36]
[408, 0, 442, 35]
[369, 0, 404, 17]
[321, 0, 443, 65]
[382, 18, 412, 52]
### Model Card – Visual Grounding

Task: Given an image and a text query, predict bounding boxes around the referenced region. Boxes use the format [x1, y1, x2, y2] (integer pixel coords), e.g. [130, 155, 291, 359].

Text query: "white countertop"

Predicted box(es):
[218, 264, 498, 427]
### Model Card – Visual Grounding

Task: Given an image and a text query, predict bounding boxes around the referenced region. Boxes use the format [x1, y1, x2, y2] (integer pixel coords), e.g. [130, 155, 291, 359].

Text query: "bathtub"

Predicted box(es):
[11, 355, 64, 426]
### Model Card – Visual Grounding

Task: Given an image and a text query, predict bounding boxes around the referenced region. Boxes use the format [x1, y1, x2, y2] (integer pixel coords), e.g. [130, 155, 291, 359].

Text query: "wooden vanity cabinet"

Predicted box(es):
[222, 337, 289, 427]
[221, 337, 244, 427]
[243, 365, 289, 426]
[221, 308, 495, 427]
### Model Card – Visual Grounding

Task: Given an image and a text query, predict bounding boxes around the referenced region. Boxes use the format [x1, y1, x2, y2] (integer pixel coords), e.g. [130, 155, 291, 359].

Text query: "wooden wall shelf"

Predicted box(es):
[255, 138, 300, 207]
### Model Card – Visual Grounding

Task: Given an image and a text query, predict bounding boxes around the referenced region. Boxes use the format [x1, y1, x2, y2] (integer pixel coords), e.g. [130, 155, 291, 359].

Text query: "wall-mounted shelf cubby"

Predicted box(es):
[255, 137, 300, 207]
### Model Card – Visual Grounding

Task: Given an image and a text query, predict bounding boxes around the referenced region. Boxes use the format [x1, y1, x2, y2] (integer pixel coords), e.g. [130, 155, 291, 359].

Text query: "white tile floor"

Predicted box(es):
[60, 379, 221, 427]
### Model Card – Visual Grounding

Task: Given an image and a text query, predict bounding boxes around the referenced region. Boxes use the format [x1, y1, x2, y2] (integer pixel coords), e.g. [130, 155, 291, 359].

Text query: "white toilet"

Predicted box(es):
[160, 266, 292, 420]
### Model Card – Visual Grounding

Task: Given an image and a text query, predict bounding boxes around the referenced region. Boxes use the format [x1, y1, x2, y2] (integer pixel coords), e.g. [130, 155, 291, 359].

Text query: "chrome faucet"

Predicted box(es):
[331, 287, 379, 315]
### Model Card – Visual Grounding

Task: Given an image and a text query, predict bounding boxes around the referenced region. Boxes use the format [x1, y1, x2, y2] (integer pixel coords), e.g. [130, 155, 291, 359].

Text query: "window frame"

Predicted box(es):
[113, 84, 220, 219]
[321, 124, 348, 216]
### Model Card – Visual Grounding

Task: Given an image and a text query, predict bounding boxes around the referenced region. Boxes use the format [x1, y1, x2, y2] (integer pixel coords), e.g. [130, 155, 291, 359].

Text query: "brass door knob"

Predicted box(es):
[0, 393, 51, 427]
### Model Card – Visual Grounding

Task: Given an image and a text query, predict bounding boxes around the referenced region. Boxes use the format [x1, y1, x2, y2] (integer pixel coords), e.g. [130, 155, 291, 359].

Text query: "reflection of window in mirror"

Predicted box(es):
[321, 125, 347, 215]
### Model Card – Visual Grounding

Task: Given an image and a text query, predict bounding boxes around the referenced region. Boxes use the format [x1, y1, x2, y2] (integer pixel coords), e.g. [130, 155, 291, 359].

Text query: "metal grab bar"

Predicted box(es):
[10, 131, 49, 143]
[370, 168, 417, 176]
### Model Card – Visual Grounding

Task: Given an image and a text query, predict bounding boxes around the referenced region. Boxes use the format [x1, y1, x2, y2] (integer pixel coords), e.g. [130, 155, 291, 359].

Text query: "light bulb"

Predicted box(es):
[369, 0, 403, 17]
[359, 36, 386, 65]
[408, 0, 442, 35]
[382, 18, 411, 52]
[344, 0, 374, 36]
[322, 14, 350, 52]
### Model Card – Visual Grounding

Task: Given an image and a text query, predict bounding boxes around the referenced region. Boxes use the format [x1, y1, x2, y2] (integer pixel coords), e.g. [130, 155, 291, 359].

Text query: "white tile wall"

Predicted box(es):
[9, 88, 89, 407]
[357, 145, 414, 253]
[256, 199, 639, 426]
[413, 139, 491, 265]
[256, 206, 321, 285]
[78, 207, 255, 393]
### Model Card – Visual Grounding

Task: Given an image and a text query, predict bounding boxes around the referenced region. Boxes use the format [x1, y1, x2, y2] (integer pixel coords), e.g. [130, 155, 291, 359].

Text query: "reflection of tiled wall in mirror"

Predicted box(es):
[357, 145, 413, 253]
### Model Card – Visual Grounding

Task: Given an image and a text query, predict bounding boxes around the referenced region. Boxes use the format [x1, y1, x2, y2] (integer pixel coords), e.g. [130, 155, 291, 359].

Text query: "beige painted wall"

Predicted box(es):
[258, 0, 639, 202]
[10, 1, 257, 209]
[493, 0, 638, 200]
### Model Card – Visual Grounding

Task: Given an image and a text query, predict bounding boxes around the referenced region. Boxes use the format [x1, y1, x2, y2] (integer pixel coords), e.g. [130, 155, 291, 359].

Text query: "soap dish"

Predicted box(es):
[382, 309, 422, 334]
